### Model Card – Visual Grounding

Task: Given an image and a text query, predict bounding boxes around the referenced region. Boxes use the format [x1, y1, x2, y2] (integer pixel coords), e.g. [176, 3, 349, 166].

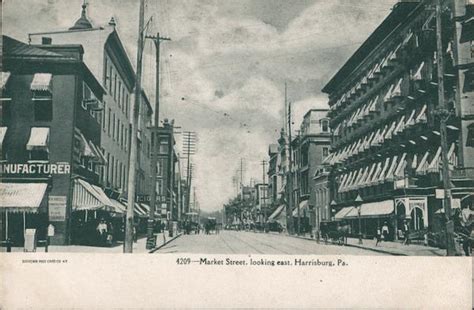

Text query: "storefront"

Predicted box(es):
[0, 183, 49, 246]
[70, 178, 120, 246]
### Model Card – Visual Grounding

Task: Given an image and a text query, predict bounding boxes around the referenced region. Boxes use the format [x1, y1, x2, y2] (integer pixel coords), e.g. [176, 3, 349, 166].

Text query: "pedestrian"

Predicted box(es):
[382, 222, 389, 242]
[96, 219, 108, 246]
[133, 225, 137, 243]
[375, 226, 382, 246]
[402, 220, 410, 245]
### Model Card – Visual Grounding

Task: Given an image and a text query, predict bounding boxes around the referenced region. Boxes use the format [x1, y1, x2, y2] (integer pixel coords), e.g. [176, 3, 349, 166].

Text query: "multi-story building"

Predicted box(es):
[0, 35, 112, 245]
[29, 4, 155, 213]
[322, 0, 474, 241]
[291, 109, 331, 234]
[154, 119, 179, 224]
[253, 183, 269, 224]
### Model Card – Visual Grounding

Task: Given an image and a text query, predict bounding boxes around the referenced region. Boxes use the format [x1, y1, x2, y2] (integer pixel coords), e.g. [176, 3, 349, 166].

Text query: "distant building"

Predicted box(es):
[291, 108, 331, 234]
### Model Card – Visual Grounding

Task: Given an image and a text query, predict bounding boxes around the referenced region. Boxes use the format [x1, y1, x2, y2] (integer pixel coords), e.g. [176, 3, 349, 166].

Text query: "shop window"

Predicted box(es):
[33, 96, 53, 122]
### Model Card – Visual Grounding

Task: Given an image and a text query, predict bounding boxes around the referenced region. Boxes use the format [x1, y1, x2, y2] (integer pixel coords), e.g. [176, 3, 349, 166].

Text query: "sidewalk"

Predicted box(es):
[1, 232, 182, 254]
[284, 232, 447, 256]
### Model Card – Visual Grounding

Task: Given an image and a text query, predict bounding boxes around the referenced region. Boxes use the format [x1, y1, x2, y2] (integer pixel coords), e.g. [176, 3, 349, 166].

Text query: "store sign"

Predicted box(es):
[49, 196, 67, 221]
[435, 189, 445, 199]
[0, 162, 71, 175]
[136, 194, 150, 203]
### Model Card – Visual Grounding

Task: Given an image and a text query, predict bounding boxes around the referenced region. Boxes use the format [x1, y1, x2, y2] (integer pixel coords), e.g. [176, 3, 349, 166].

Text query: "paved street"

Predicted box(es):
[154, 230, 387, 255]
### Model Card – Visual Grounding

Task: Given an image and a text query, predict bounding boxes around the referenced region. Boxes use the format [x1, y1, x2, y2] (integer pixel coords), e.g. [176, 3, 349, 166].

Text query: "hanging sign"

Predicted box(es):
[49, 196, 67, 221]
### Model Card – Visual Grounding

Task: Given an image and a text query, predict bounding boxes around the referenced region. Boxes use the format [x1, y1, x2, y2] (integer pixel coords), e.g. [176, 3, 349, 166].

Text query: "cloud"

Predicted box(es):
[3, 0, 398, 211]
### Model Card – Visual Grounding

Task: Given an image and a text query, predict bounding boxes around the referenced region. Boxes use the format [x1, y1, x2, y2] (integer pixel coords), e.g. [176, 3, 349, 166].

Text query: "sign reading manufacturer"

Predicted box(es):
[0, 162, 71, 175]
[49, 196, 67, 221]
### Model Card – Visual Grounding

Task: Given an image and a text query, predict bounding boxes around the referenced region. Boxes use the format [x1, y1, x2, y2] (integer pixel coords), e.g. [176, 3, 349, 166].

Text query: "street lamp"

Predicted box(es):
[355, 194, 363, 245]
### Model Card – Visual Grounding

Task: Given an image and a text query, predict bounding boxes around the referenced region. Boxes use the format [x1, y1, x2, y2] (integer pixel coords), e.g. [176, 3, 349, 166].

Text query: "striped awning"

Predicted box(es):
[26, 127, 49, 151]
[0, 183, 48, 213]
[0, 127, 7, 148]
[334, 207, 355, 220]
[268, 205, 286, 221]
[30, 73, 52, 92]
[345, 200, 394, 219]
[72, 179, 114, 211]
[293, 200, 309, 217]
[1, 72, 11, 89]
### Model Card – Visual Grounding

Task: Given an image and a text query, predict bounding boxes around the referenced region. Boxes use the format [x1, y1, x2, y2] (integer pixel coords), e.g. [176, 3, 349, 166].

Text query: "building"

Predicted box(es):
[154, 119, 180, 225]
[322, 0, 474, 241]
[0, 35, 112, 245]
[291, 109, 331, 234]
[253, 183, 269, 224]
[29, 4, 156, 225]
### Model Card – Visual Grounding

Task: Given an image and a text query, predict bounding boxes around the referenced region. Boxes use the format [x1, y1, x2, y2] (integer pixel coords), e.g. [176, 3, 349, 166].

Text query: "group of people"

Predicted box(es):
[375, 221, 399, 246]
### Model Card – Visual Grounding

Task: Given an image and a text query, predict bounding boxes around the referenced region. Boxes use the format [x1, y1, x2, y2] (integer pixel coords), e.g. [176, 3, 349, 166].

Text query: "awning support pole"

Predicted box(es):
[5, 211, 8, 239]
[85, 210, 88, 222]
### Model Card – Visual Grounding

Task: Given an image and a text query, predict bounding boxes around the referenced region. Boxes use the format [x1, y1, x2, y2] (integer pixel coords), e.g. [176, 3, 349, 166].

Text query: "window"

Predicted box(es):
[110, 155, 114, 187]
[1, 100, 11, 124]
[30, 150, 49, 161]
[118, 81, 122, 108]
[125, 94, 129, 118]
[125, 127, 128, 151]
[323, 147, 329, 158]
[114, 74, 117, 101]
[157, 160, 163, 176]
[102, 102, 106, 131]
[33, 97, 53, 122]
[107, 108, 111, 135]
[471, 41, 474, 58]
[321, 119, 329, 133]
[88, 160, 94, 172]
[118, 162, 122, 188]
[112, 113, 116, 140]
[121, 123, 124, 148]
[109, 65, 113, 92]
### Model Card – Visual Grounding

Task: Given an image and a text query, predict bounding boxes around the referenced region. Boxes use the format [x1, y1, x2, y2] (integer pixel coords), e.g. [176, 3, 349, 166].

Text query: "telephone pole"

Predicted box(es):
[434, 0, 456, 256]
[145, 33, 171, 249]
[285, 83, 295, 235]
[125, 0, 145, 253]
[261, 160, 267, 232]
[182, 131, 197, 213]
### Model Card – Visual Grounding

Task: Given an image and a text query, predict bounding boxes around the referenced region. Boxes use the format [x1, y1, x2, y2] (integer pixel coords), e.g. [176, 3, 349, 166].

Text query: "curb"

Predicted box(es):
[288, 233, 407, 256]
[148, 233, 183, 253]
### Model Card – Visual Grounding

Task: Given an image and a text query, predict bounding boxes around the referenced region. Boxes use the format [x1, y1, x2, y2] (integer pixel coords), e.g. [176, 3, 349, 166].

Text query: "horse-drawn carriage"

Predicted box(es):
[204, 217, 218, 234]
[320, 221, 350, 245]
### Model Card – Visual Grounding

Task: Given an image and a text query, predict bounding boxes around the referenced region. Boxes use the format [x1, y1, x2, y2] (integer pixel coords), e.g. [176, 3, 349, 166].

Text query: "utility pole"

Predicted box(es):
[261, 160, 267, 232]
[145, 33, 171, 249]
[125, 0, 145, 253]
[285, 83, 295, 235]
[434, 0, 456, 256]
[182, 131, 197, 213]
[288, 100, 299, 235]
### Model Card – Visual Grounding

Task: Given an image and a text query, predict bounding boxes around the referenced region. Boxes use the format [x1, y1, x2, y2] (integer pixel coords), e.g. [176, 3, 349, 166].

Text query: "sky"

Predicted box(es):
[3, 0, 397, 211]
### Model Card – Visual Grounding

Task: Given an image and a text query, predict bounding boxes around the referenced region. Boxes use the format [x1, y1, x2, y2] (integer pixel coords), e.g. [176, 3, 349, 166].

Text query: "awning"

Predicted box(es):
[134, 203, 148, 217]
[0, 127, 7, 148]
[334, 207, 355, 220]
[30, 73, 52, 92]
[345, 200, 394, 219]
[89, 141, 107, 164]
[72, 179, 114, 211]
[293, 200, 309, 217]
[26, 127, 50, 151]
[413, 62, 424, 80]
[268, 205, 286, 221]
[1, 72, 11, 89]
[0, 183, 48, 213]
[110, 199, 127, 214]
